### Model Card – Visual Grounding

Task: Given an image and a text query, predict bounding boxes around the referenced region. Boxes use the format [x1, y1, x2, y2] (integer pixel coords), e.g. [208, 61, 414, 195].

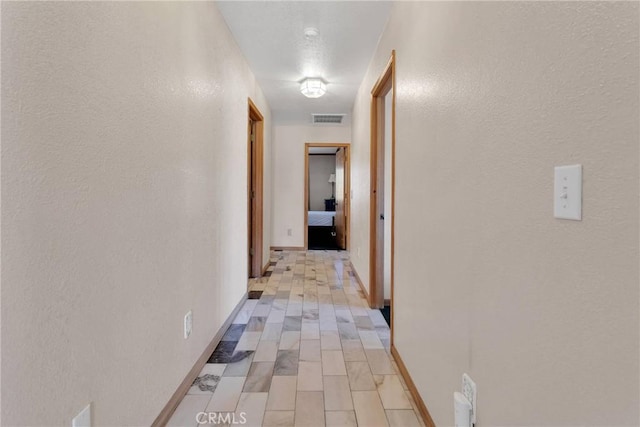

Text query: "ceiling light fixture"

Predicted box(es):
[300, 78, 326, 98]
[304, 27, 319, 39]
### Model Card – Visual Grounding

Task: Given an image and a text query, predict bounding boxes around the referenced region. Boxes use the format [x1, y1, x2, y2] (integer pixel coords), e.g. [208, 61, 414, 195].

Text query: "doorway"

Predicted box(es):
[304, 143, 350, 251]
[248, 98, 264, 278]
[369, 52, 395, 337]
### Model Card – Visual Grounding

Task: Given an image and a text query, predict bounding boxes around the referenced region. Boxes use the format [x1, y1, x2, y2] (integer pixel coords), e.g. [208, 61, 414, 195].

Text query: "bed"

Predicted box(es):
[308, 211, 335, 227]
[308, 211, 337, 249]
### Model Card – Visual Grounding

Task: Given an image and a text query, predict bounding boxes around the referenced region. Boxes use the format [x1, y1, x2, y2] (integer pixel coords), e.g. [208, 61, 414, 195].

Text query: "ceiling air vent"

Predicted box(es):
[312, 114, 345, 125]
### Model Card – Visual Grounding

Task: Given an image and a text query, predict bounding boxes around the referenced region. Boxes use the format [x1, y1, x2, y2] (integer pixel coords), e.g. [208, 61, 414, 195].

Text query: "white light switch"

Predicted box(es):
[554, 165, 582, 220]
[72, 404, 91, 427]
[184, 310, 193, 339]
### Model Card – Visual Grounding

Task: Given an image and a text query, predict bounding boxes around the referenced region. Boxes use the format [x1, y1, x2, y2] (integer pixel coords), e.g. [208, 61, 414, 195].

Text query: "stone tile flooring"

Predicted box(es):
[168, 250, 424, 427]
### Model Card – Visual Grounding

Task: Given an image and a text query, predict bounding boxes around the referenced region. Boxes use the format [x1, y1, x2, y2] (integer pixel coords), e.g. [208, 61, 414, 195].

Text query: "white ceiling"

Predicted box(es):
[309, 147, 338, 154]
[216, 1, 392, 125]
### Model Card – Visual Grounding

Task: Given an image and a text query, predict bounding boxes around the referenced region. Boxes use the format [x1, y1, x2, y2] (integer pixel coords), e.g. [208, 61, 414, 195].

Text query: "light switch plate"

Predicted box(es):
[184, 310, 193, 339]
[554, 165, 582, 220]
[462, 374, 476, 424]
[72, 403, 91, 427]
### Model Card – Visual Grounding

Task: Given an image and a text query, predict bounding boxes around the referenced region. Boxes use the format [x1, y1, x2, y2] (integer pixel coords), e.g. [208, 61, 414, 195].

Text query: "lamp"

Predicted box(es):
[328, 173, 336, 198]
[300, 78, 326, 98]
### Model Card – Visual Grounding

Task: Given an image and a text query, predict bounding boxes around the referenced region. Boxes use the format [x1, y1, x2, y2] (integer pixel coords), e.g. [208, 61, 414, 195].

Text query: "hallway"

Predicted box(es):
[168, 250, 421, 427]
[2, 1, 638, 426]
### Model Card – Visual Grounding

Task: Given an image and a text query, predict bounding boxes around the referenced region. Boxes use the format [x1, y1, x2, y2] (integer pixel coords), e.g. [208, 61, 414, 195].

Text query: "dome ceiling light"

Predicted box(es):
[304, 27, 319, 39]
[300, 78, 327, 98]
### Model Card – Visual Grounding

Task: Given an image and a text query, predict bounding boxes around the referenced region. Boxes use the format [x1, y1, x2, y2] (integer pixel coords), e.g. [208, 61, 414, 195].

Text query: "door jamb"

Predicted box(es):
[369, 51, 396, 342]
[248, 98, 264, 279]
[304, 142, 351, 251]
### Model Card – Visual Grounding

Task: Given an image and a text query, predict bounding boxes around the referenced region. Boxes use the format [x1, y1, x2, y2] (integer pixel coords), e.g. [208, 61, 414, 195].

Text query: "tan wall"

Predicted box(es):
[1, 2, 271, 425]
[308, 155, 336, 211]
[271, 125, 350, 248]
[351, 2, 639, 425]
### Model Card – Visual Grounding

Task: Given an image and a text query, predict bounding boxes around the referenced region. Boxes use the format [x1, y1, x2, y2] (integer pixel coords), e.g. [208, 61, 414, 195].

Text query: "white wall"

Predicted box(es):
[308, 155, 336, 211]
[271, 125, 350, 247]
[351, 2, 639, 425]
[1, 2, 271, 425]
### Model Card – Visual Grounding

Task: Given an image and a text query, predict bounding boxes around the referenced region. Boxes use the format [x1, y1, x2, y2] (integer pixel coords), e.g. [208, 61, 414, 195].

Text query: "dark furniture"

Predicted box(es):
[308, 226, 337, 249]
[307, 210, 337, 250]
[324, 198, 336, 211]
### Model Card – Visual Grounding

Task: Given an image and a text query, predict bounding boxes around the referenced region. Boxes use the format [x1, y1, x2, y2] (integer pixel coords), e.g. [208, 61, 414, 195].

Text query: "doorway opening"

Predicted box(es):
[369, 51, 395, 337]
[248, 98, 264, 279]
[304, 143, 350, 251]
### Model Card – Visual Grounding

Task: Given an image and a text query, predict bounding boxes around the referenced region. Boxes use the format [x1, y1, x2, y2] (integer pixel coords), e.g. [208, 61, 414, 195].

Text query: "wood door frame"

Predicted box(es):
[304, 142, 351, 251]
[248, 98, 264, 279]
[369, 51, 396, 339]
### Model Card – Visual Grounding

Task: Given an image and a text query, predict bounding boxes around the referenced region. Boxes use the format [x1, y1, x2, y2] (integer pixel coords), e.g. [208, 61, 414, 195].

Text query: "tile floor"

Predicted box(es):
[168, 250, 424, 427]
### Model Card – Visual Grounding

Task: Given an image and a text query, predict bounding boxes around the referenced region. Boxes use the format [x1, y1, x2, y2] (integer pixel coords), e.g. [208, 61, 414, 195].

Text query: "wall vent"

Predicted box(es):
[312, 114, 344, 125]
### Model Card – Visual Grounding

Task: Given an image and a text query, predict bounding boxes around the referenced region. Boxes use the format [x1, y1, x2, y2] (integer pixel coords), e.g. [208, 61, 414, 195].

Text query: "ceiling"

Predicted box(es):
[216, 1, 392, 126]
[309, 147, 338, 154]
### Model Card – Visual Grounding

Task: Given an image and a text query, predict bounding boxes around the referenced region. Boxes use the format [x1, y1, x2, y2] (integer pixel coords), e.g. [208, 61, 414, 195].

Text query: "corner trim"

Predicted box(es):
[391, 345, 436, 427]
[350, 264, 370, 306]
[262, 261, 270, 276]
[151, 293, 248, 427]
[270, 246, 305, 251]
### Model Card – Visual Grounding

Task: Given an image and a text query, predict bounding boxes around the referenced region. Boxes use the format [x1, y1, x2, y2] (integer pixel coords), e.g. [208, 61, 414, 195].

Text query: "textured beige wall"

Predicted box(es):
[1, 2, 270, 425]
[271, 125, 350, 248]
[1, 4, 3, 423]
[308, 155, 336, 211]
[0, 4, 3, 422]
[351, 2, 639, 425]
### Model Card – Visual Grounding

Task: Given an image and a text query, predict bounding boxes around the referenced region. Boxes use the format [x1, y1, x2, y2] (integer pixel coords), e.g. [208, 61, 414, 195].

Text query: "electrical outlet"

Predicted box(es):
[287, 228, 292, 236]
[184, 310, 193, 339]
[72, 403, 91, 427]
[462, 373, 477, 424]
